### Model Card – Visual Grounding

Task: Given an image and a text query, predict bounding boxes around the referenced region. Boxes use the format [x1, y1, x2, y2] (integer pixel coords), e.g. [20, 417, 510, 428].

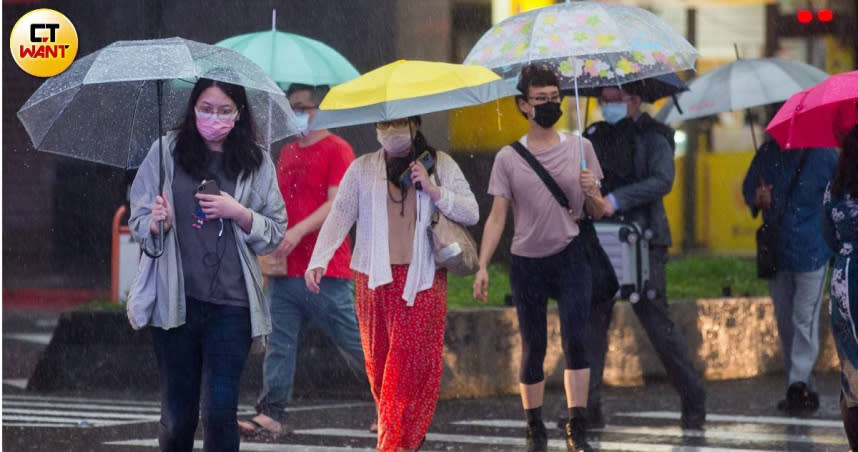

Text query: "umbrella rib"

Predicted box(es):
[126, 80, 152, 168]
[25, 85, 87, 151]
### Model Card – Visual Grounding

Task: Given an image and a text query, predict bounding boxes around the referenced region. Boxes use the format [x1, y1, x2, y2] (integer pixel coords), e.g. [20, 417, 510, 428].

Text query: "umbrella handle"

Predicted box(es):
[143, 222, 165, 258]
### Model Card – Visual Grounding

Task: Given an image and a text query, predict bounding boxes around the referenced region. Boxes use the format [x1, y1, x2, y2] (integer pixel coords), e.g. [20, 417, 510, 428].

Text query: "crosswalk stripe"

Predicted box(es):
[3, 408, 161, 420]
[3, 379, 28, 389]
[3, 415, 147, 427]
[5, 333, 52, 345]
[616, 411, 844, 428]
[294, 427, 782, 452]
[3, 394, 160, 406]
[452, 420, 847, 445]
[3, 400, 161, 412]
[104, 439, 377, 451]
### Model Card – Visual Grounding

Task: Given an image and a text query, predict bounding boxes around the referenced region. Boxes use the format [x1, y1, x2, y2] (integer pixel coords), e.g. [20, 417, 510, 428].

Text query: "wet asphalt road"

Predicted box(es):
[3, 309, 852, 451]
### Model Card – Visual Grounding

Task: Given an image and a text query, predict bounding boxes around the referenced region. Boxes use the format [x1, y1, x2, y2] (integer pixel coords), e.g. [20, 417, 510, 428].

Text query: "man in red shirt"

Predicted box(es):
[239, 84, 364, 436]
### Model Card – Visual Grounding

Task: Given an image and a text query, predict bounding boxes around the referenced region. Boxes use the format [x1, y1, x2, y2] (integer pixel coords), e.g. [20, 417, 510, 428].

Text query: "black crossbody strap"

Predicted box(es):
[774, 149, 810, 225]
[510, 141, 572, 213]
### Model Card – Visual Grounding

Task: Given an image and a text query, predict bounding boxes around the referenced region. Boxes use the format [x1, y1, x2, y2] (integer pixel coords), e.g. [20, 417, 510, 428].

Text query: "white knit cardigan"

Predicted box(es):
[308, 149, 479, 305]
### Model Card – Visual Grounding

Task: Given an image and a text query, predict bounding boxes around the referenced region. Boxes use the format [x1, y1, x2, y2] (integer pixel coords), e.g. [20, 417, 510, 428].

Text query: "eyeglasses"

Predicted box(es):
[195, 107, 239, 122]
[290, 104, 318, 114]
[376, 118, 411, 130]
[528, 94, 563, 104]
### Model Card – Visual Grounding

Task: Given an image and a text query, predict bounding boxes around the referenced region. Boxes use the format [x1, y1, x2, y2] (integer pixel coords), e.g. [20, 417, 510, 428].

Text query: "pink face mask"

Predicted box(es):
[196, 116, 235, 143]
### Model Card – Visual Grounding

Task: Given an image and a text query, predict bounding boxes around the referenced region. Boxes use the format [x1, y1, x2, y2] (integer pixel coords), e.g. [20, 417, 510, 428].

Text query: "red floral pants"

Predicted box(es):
[354, 266, 446, 451]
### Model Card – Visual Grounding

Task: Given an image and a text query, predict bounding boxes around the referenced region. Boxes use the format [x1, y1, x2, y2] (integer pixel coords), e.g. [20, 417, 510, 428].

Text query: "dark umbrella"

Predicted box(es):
[18, 37, 299, 256]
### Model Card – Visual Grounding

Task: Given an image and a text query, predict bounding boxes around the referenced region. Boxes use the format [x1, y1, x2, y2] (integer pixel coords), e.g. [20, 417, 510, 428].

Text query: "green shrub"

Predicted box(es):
[446, 256, 772, 309]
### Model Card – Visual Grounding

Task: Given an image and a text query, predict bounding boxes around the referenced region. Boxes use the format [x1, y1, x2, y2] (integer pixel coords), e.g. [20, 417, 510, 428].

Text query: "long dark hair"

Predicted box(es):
[408, 115, 437, 162]
[173, 78, 264, 181]
[832, 125, 858, 198]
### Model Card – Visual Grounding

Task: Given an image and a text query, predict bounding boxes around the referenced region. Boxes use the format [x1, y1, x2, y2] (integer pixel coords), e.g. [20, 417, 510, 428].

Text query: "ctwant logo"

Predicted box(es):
[10, 9, 78, 77]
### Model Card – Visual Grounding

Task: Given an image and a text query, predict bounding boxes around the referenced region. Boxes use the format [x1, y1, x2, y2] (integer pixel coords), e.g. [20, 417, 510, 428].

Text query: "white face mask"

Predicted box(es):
[293, 111, 311, 136]
[377, 127, 412, 155]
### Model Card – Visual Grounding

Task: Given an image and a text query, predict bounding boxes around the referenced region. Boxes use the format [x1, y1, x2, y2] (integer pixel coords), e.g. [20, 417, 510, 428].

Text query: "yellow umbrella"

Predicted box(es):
[310, 59, 517, 129]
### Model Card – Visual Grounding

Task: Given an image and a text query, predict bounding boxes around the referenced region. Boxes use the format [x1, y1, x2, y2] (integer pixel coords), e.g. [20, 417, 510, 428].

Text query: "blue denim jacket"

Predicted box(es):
[742, 140, 837, 272]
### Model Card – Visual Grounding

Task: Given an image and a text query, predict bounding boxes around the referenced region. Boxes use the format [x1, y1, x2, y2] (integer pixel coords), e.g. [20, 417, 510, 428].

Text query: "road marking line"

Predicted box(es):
[2, 408, 160, 420]
[2, 394, 161, 406]
[104, 439, 377, 451]
[3, 379, 28, 389]
[453, 420, 847, 445]
[2, 414, 152, 426]
[4, 333, 52, 344]
[294, 428, 781, 451]
[616, 411, 844, 428]
[3, 400, 162, 412]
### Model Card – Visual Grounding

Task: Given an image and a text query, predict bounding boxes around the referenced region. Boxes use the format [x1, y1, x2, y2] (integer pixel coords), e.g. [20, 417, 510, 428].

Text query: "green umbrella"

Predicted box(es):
[215, 12, 359, 90]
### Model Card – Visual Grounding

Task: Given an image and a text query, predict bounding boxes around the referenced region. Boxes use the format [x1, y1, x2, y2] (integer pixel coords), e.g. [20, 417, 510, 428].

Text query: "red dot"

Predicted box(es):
[797, 10, 813, 23]
[817, 9, 833, 22]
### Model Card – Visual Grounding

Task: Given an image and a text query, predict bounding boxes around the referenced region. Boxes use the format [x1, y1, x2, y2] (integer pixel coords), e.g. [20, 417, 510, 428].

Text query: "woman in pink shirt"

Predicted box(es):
[474, 65, 606, 452]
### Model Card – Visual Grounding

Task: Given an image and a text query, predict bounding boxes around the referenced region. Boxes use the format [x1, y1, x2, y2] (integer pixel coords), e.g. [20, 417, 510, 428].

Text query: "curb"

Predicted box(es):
[23, 297, 837, 400]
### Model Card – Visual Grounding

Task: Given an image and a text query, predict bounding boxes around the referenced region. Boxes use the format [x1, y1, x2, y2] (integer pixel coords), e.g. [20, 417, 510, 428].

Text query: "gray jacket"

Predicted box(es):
[612, 127, 675, 247]
[129, 133, 287, 346]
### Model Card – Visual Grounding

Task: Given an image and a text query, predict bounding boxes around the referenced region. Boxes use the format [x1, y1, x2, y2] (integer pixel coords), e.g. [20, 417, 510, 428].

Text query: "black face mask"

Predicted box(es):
[531, 101, 563, 128]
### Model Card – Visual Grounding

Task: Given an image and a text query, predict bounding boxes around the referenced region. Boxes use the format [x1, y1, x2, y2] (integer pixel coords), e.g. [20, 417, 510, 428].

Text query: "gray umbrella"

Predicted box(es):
[17, 37, 300, 256]
[655, 57, 829, 124]
[17, 37, 300, 169]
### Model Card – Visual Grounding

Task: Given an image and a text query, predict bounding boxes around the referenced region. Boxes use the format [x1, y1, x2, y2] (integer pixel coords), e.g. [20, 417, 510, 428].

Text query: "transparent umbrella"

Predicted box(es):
[17, 36, 300, 169]
[17, 36, 300, 255]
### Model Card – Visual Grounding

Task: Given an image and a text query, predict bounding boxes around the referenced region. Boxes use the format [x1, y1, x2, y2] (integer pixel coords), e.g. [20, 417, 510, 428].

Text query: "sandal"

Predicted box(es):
[237, 417, 292, 439]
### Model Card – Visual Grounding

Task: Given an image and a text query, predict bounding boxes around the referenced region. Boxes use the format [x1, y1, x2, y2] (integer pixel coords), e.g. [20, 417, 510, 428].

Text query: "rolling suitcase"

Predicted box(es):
[593, 219, 654, 303]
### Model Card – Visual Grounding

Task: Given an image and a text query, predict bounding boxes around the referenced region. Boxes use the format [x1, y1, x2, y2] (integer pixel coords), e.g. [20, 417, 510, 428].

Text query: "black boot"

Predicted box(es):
[525, 421, 548, 452]
[565, 407, 594, 452]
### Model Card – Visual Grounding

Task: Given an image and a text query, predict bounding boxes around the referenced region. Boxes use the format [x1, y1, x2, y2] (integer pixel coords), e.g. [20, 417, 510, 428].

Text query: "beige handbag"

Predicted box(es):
[258, 253, 287, 277]
[429, 172, 479, 277]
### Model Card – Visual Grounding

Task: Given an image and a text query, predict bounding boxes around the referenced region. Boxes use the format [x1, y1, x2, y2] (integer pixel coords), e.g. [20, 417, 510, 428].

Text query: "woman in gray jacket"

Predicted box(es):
[129, 78, 286, 452]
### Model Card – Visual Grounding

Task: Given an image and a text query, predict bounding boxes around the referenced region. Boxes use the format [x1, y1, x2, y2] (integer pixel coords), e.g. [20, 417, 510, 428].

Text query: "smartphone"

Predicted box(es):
[399, 151, 435, 188]
[197, 179, 220, 195]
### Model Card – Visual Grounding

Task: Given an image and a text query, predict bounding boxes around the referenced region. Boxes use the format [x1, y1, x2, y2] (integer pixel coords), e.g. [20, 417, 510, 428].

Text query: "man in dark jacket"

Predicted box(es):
[583, 84, 706, 430]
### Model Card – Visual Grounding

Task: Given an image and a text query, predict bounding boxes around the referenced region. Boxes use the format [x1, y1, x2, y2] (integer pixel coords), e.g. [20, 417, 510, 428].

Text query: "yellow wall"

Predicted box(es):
[665, 148, 759, 255]
[694, 150, 759, 255]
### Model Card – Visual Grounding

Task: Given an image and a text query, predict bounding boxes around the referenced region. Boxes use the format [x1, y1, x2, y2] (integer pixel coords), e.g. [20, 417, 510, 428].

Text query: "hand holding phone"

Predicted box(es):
[198, 179, 220, 195]
[399, 151, 435, 190]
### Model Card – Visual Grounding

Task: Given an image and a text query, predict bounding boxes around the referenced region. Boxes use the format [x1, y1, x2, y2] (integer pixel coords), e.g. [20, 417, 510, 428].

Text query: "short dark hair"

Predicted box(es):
[286, 83, 330, 105]
[515, 64, 559, 101]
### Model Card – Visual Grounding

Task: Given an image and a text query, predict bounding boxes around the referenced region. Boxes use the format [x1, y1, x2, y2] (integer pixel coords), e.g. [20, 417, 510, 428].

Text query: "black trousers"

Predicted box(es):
[586, 245, 705, 413]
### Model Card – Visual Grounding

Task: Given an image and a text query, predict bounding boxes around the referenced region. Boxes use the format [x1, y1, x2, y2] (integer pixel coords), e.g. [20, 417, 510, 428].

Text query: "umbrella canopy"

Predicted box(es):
[565, 72, 688, 103]
[766, 70, 858, 149]
[310, 59, 518, 130]
[215, 30, 359, 90]
[17, 37, 300, 169]
[463, 2, 698, 90]
[656, 58, 829, 123]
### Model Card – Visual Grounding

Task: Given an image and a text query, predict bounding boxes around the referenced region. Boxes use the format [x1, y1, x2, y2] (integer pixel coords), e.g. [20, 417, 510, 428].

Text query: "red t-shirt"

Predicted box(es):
[277, 134, 354, 278]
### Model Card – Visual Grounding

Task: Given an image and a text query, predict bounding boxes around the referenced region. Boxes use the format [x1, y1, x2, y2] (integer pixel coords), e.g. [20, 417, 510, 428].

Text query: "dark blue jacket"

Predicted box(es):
[742, 140, 838, 272]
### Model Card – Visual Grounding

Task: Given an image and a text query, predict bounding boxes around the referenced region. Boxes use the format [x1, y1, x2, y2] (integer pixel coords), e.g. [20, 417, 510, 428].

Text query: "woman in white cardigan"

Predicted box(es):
[306, 116, 478, 452]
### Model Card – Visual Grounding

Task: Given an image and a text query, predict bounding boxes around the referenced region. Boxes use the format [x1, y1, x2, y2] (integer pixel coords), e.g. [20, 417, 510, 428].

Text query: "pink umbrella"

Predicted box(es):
[766, 70, 858, 149]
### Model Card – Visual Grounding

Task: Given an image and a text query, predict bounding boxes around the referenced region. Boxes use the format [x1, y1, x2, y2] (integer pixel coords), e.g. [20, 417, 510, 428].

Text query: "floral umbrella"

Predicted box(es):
[463, 2, 698, 91]
[464, 1, 697, 166]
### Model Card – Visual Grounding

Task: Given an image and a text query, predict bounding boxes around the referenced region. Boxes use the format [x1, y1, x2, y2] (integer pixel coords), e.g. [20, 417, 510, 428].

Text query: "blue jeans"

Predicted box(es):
[151, 297, 252, 452]
[256, 276, 364, 421]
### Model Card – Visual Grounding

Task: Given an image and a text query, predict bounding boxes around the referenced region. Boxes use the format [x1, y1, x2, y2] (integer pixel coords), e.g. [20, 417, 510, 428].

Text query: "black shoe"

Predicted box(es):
[587, 405, 605, 430]
[782, 382, 820, 416]
[680, 411, 705, 430]
[681, 392, 706, 430]
[565, 408, 594, 452]
[526, 421, 548, 452]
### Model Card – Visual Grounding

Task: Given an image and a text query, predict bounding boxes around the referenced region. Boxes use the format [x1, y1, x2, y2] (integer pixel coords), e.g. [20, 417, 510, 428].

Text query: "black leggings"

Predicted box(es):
[510, 238, 592, 384]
